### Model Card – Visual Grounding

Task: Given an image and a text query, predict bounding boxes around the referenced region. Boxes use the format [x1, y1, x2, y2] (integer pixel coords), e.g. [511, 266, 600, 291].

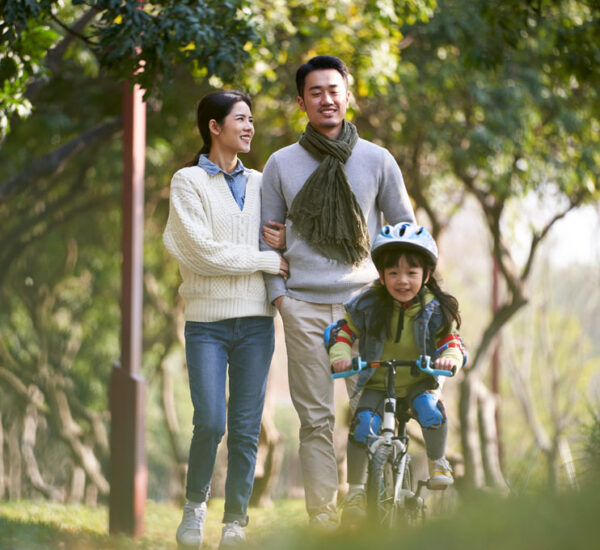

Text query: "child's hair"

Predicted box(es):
[370, 247, 461, 339]
[185, 90, 252, 167]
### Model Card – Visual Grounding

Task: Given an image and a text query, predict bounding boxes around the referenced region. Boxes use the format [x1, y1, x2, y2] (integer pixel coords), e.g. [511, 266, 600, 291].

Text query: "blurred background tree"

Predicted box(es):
[0, 0, 598, 505]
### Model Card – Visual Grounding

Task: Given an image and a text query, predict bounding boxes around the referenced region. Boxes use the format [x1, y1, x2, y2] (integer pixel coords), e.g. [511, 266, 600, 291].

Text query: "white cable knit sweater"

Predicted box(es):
[163, 166, 281, 322]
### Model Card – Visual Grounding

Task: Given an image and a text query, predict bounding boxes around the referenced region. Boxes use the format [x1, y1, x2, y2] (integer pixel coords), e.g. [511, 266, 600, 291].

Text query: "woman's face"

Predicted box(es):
[210, 100, 254, 155]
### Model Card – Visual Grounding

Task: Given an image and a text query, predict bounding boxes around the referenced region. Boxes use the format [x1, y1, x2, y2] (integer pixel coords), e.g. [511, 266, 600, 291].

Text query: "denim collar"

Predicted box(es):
[198, 154, 248, 178]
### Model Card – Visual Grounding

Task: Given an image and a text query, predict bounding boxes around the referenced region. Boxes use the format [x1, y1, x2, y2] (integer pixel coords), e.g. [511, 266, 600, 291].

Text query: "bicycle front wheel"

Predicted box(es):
[366, 444, 395, 526]
[397, 455, 424, 526]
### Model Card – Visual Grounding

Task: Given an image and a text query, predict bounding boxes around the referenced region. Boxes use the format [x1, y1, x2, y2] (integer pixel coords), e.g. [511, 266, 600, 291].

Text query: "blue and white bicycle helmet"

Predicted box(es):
[371, 222, 438, 267]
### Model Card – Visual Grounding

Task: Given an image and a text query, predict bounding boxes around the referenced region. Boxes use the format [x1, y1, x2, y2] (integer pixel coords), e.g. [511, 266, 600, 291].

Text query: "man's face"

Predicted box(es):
[297, 69, 350, 139]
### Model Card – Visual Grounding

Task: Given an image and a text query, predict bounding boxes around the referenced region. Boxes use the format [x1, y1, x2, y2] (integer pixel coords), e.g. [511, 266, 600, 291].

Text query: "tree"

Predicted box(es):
[373, 0, 600, 489]
[0, 0, 258, 140]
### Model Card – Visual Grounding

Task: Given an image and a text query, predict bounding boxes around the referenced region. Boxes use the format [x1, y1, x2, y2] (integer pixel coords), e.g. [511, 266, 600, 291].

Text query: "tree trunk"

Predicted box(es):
[249, 408, 283, 507]
[0, 412, 5, 499]
[85, 483, 99, 507]
[459, 374, 485, 490]
[47, 386, 109, 495]
[558, 437, 578, 491]
[7, 420, 22, 500]
[477, 382, 508, 490]
[69, 466, 86, 503]
[159, 355, 187, 501]
[21, 407, 64, 500]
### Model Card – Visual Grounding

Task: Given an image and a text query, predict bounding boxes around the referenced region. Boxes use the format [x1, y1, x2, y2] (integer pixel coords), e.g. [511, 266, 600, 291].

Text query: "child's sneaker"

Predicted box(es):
[219, 520, 246, 548]
[176, 501, 206, 549]
[341, 489, 366, 525]
[428, 457, 453, 489]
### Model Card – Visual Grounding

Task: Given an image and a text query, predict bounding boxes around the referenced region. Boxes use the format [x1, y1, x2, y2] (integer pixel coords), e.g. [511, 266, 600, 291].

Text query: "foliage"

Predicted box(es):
[583, 408, 600, 479]
[0, 0, 259, 136]
[236, 0, 437, 168]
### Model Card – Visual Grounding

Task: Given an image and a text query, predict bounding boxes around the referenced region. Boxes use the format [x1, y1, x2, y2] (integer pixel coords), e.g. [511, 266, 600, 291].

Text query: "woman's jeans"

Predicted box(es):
[184, 316, 274, 525]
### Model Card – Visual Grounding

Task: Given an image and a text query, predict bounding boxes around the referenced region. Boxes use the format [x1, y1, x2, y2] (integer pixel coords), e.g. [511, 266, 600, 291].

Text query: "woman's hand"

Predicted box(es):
[332, 359, 352, 373]
[434, 357, 456, 372]
[263, 221, 286, 250]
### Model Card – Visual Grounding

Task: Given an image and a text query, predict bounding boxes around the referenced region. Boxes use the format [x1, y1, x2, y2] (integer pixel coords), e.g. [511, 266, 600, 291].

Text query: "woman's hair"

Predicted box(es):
[185, 90, 252, 167]
[369, 248, 461, 339]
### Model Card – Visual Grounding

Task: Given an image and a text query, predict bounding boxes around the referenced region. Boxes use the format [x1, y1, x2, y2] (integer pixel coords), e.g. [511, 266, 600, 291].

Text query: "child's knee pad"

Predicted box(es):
[412, 393, 446, 429]
[349, 408, 382, 446]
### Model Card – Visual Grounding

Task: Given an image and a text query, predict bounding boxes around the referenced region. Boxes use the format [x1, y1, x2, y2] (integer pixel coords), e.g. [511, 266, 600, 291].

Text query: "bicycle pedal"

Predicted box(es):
[426, 481, 449, 491]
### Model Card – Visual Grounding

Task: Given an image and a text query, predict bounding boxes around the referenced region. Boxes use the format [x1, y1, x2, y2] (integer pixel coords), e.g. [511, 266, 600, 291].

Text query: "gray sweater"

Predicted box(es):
[260, 138, 416, 304]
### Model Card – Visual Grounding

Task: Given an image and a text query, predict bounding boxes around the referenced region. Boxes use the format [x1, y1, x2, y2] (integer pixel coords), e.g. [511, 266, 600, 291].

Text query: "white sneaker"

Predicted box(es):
[176, 501, 207, 549]
[219, 520, 246, 548]
[428, 456, 454, 489]
[309, 512, 339, 532]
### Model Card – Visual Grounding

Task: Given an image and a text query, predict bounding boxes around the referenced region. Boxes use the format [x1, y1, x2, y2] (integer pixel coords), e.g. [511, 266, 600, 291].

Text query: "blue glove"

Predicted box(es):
[412, 393, 444, 428]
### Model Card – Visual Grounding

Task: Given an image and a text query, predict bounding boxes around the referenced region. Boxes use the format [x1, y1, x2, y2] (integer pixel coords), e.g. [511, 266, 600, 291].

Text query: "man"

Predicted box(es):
[260, 55, 416, 528]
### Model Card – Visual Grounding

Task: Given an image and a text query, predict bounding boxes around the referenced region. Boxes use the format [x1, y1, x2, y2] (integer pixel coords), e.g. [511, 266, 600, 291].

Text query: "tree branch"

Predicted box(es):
[48, 12, 95, 45]
[0, 117, 121, 203]
[521, 191, 586, 281]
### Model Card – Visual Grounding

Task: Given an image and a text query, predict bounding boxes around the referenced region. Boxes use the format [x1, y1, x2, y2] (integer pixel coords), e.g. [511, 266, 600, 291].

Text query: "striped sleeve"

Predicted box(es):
[328, 314, 359, 365]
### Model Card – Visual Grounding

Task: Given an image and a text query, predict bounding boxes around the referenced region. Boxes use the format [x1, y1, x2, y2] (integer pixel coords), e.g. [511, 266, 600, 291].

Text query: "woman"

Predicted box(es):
[163, 90, 288, 549]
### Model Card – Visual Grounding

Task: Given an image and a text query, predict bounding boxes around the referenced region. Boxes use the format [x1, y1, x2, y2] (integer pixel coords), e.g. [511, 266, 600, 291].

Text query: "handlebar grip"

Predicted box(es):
[331, 357, 367, 379]
[427, 368, 454, 377]
[417, 355, 455, 377]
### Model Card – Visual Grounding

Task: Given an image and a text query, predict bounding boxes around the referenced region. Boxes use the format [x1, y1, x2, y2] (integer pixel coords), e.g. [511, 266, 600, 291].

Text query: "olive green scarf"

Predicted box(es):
[288, 121, 370, 265]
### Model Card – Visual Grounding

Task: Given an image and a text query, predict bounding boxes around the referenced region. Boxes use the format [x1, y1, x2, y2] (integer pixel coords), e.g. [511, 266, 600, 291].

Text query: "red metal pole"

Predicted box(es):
[109, 80, 147, 536]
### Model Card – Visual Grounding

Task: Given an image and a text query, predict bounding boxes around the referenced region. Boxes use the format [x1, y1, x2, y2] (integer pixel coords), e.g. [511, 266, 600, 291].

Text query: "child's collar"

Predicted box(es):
[393, 297, 417, 310]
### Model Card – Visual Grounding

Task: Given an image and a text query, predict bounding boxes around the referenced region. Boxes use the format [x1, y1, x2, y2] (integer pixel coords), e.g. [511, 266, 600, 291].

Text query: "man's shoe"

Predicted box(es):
[176, 501, 207, 549]
[309, 512, 338, 532]
[428, 456, 453, 489]
[341, 490, 366, 525]
[219, 520, 246, 548]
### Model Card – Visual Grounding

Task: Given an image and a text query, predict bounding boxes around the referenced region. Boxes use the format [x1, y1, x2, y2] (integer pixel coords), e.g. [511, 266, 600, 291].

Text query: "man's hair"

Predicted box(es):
[295, 55, 349, 97]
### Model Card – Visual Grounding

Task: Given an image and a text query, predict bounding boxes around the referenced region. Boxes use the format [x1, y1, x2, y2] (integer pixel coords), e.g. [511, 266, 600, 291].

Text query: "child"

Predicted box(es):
[325, 222, 466, 524]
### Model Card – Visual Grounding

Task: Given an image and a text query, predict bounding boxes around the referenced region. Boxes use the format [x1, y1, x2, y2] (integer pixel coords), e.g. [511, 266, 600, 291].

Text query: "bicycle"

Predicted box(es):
[332, 355, 454, 527]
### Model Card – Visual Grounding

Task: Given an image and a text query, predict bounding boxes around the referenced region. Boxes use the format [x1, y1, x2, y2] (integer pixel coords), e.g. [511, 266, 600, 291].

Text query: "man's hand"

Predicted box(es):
[273, 296, 285, 310]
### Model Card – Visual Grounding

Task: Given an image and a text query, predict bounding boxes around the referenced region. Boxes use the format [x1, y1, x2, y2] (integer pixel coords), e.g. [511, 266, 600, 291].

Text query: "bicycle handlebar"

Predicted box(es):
[331, 355, 455, 379]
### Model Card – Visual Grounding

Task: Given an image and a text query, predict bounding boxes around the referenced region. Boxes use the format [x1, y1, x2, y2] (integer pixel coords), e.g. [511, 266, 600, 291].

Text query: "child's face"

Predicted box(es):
[379, 255, 429, 303]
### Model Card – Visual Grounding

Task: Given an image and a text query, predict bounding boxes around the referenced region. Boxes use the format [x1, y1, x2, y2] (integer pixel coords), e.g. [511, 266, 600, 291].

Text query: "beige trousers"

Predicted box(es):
[278, 296, 355, 518]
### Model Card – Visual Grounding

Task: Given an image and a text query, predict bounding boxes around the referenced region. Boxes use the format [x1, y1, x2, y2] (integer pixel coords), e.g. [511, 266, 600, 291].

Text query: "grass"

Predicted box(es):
[0, 498, 305, 549]
[1, 484, 599, 550]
